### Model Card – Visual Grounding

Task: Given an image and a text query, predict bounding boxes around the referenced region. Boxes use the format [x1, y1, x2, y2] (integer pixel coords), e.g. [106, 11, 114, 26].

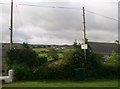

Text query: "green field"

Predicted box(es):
[32, 48, 49, 53]
[3, 79, 118, 87]
[33, 48, 64, 61]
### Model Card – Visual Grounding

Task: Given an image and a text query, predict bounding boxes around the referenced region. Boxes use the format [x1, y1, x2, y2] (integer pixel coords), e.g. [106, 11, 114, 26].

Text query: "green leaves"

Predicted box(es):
[106, 51, 119, 67]
[48, 48, 58, 60]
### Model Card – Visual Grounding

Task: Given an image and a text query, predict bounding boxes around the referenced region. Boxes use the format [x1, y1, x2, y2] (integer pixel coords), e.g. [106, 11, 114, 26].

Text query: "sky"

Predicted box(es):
[0, 0, 119, 45]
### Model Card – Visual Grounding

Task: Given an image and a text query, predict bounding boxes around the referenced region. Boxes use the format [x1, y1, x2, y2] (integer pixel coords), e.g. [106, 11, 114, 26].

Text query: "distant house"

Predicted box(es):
[88, 42, 119, 58]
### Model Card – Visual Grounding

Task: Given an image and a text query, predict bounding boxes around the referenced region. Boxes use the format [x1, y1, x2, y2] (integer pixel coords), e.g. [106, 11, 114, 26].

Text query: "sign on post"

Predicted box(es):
[81, 44, 88, 49]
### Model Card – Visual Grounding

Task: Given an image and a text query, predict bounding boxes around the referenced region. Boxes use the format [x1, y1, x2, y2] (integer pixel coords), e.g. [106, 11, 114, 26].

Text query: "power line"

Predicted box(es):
[18, 3, 81, 10]
[0, 3, 9, 5]
[0, 3, 119, 22]
[18, 3, 119, 22]
[86, 10, 119, 22]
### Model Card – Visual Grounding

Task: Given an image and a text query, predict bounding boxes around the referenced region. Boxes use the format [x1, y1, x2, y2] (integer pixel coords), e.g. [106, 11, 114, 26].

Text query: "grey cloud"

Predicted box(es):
[87, 29, 117, 42]
[1, 1, 118, 44]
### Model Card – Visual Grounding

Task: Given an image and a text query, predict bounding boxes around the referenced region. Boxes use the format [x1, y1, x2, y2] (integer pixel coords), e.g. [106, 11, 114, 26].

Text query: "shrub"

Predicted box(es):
[98, 65, 118, 79]
[12, 64, 32, 81]
[33, 63, 74, 80]
[22, 42, 30, 49]
[36, 56, 48, 66]
[62, 44, 108, 79]
[106, 51, 119, 67]
[6, 44, 118, 80]
[85, 52, 105, 78]
[63, 49, 84, 68]
[99, 51, 119, 79]
[6, 49, 38, 68]
[6, 49, 49, 81]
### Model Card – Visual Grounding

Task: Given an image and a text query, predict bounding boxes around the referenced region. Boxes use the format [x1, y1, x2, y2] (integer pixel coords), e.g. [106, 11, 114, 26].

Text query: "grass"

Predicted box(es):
[3, 79, 118, 87]
[33, 48, 64, 61]
[32, 48, 49, 53]
[38, 52, 63, 61]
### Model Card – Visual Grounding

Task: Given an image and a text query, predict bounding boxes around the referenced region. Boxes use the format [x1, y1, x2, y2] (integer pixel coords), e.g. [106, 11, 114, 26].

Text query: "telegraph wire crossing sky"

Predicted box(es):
[0, 0, 118, 45]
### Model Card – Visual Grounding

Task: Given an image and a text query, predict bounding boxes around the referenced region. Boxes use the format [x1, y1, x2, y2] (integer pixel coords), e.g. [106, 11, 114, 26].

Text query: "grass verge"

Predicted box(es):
[2, 79, 118, 87]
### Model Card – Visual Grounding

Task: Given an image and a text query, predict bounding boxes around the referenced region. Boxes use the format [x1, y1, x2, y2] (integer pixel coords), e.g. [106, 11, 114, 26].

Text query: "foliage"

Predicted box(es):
[101, 65, 118, 79]
[6, 48, 49, 81]
[36, 56, 48, 66]
[32, 48, 49, 53]
[6, 49, 38, 68]
[33, 62, 74, 80]
[63, 43, 109, 79]
[101, 51, 119, 79]
[63, 49, 84, 68]
[12, 64, 32, 81]
[85, 50, 105, 78]
[22, 42, 30, 49]
[5, 42, 119, 80]
[48, 48, 58, 60]
[106, 51, 119, 67]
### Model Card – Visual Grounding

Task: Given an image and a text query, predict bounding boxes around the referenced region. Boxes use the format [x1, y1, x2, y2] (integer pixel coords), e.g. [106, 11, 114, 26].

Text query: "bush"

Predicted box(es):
[85, 51, 118, 79]
[106, 51, 119, 67]
[6, 44, 118, 80]
[6, 49, 38, 68]
[34, 44, 86, 80]
[22, 42, 30, 49]
[85, 52, 105, 78]
[6, 48, 50, 81]
[12, 64, 32, 81]
[62, 44, 110, 79]
[63, 49, 84, 68]
[37, 56, 48, 66]
[11, 56, 48, 81]
[33, 63, 74, 80]
[98, 65, 118, 79]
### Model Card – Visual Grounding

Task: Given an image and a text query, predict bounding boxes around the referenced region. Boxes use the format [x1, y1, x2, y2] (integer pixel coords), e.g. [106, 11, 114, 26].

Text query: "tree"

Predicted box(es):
[22, 42, 30, 49]
[6, 49, 38, 68]
[63, 42, 105, 78]
[106, 51, 119, 67]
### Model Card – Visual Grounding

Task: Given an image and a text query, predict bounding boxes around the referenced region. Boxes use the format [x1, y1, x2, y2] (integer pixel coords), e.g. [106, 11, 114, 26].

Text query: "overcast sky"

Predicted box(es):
[0, 0, 119, 45]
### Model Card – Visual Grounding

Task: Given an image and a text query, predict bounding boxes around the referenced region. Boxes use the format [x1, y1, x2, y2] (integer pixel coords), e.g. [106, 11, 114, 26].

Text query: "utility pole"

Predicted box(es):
[10, 0, 13, 49]
[82, 7, 87, 63]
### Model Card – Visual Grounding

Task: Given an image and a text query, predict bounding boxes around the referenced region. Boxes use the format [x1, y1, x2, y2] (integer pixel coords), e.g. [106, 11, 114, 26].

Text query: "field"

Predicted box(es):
[33, 48, 64, 61]
[2, 79, 118, 87]
[32, 48, 49, 53]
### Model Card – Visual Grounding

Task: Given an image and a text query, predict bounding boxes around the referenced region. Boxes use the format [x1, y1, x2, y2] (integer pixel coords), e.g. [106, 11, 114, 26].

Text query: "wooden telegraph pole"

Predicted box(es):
[10, 0, 13, 49]
[82, 7, 87, 63]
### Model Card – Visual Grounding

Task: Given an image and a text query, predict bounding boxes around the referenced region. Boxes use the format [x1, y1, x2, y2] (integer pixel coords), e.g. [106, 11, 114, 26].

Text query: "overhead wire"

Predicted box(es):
[85, 10, 119, 22]
[0, 2, 119, 22]
[0, 3, 9, 5]
[18, 3, 81, 10]
[1, 2, 118, 43]
[18, 3, 119, 22]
